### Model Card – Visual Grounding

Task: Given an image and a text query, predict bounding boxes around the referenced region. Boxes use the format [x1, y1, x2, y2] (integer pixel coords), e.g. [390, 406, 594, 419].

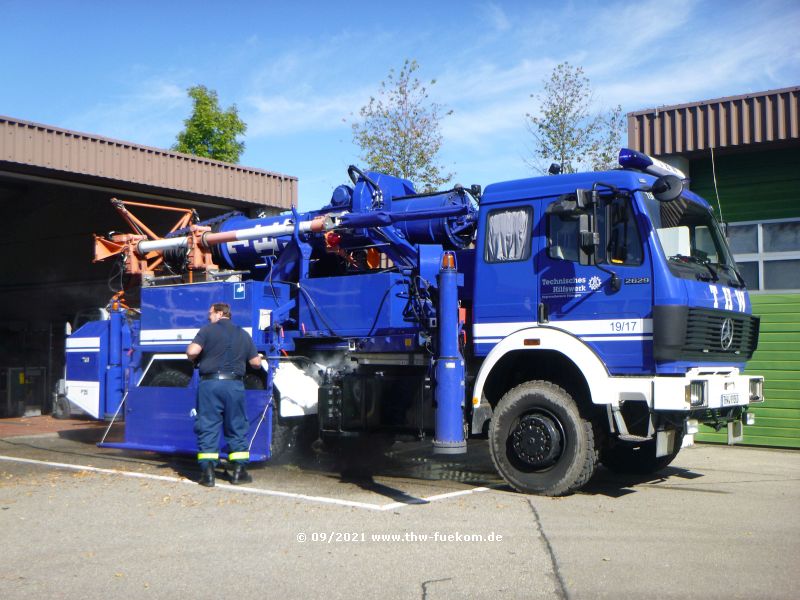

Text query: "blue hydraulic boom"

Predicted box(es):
[78, 166, 478, 462]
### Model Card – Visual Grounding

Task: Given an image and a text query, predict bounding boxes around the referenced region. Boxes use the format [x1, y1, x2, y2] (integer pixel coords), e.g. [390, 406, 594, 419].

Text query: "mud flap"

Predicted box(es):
[727, 420, 744, 445]
[656, 429, 677, 458]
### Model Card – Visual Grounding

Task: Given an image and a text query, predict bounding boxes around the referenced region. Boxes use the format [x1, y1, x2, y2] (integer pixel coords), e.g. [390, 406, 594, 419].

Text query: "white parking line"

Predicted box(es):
[0, 454, 490, 511]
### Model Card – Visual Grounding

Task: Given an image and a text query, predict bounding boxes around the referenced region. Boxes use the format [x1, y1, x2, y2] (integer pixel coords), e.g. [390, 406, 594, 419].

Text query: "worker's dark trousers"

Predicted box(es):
[195, 379, 249, 464]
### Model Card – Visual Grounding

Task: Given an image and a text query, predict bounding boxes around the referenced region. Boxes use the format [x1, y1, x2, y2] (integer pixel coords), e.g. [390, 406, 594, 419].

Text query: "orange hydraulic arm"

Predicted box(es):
[93, 198, 216, 279]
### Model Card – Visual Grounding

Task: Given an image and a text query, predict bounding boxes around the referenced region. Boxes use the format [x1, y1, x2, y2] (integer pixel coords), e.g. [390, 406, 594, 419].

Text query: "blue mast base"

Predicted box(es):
[432, 439, 467, 455]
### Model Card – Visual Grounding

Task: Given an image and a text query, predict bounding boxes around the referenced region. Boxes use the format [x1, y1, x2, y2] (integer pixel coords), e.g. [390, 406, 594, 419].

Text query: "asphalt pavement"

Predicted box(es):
[0, 423, 797, 599]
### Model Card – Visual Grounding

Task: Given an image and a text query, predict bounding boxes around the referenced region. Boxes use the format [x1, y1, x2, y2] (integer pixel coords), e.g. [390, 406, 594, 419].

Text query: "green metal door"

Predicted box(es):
[696, 293, 800, 448]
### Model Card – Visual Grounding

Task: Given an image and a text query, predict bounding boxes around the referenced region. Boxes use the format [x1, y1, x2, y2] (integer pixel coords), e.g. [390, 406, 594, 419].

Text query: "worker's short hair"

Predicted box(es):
[211, 302, 231, 318]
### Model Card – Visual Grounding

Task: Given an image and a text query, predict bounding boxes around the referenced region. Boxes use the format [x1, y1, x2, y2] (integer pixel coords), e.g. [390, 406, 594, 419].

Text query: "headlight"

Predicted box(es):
[749, 378, 764, 403]
[686, 381, 707, 408]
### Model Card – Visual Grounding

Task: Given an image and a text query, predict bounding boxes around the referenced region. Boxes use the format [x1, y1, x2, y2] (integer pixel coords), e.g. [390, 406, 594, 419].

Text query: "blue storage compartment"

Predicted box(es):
[138, 280, 285, 350]
[299, 272, 414, 337]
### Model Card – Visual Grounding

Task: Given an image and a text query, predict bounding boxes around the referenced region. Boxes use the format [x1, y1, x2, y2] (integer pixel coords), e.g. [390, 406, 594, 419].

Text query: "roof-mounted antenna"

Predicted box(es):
[710, 145, 724, 224]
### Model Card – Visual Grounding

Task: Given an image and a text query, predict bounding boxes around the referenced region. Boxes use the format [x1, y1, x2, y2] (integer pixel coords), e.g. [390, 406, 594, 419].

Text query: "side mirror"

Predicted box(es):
[651, 175, 683, 202]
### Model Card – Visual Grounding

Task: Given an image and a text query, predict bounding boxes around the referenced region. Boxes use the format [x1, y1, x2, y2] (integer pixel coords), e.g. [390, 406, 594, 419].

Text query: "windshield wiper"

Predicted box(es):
[669, 254, 719, 282]
[717, 263, 746, 288]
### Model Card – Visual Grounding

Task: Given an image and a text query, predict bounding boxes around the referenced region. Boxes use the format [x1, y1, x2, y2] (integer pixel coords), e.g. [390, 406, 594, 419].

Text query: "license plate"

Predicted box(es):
[721, 393, 740, 406]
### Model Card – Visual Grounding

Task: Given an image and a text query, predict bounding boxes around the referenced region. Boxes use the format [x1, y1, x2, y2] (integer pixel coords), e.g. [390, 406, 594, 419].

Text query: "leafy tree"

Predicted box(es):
[591, 104, 625, 171]
[351, 59, 452, 191]
[525, 62, 623, 174]
[173, 85, 246, 163]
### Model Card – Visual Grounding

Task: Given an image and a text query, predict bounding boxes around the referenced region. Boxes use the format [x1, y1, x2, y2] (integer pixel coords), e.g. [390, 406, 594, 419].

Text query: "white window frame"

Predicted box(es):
[728, 217, 800, 293]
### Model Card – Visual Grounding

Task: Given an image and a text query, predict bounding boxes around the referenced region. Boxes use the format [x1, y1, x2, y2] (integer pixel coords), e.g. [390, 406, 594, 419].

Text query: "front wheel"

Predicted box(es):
[489, 381, 597, 496]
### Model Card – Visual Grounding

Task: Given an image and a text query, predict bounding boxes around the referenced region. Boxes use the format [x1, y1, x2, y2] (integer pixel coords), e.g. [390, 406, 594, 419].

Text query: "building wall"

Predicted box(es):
[696, 294, 800, 448]
[687, 147, 800, 447]
[688, 147, 800, 222]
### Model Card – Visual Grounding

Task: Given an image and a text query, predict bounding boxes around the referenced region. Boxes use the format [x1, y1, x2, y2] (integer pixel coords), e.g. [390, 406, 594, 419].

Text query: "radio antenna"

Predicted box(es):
[710, 145, 724, 224]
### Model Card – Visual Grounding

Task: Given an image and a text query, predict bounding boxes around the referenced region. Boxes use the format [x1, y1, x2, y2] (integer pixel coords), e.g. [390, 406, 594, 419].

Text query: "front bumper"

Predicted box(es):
[652, 367, 763, 412]
[604, 367, 763, 447]
[654, 367, 763, 445]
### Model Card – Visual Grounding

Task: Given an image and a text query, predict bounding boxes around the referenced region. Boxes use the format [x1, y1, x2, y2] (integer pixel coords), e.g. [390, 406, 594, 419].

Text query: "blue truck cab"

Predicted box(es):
[468, 161, 761, 493]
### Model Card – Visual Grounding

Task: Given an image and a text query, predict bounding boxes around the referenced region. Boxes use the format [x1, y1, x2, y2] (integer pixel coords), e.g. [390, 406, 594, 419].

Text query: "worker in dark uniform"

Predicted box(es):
[187, 302, 261, 487]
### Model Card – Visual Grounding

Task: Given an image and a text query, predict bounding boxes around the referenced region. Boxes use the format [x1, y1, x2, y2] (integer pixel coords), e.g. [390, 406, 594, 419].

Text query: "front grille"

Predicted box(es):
[653, 305, 760, 362]
[683, 308, 760, 361]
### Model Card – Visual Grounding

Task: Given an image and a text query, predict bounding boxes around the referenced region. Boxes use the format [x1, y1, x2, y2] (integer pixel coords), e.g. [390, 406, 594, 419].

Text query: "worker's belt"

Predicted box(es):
[200, 373, 244, 381]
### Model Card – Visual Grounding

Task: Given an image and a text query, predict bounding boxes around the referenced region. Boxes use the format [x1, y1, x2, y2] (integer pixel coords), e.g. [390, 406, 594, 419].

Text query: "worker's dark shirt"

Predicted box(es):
[192, 318, 258, 377]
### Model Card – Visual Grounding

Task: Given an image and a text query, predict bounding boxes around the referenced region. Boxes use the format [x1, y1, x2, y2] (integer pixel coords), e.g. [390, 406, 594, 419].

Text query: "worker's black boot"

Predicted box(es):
[230, 463, 252, 485]
[198, 462, 215, 487]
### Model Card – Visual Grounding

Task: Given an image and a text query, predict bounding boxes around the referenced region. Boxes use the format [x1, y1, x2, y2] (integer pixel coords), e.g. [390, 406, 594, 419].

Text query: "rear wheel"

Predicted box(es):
[248, 376, 304, 462]
[270, 407, 301, 461]
[601, 433, 684, 475]
[151, 368, 191, 387]
[489, 381, 597, 496]
[53, 395, 71, 420]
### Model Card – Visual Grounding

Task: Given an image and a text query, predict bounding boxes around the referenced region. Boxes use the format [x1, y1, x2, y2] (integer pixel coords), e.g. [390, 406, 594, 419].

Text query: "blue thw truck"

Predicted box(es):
[63, 150, 763, 495]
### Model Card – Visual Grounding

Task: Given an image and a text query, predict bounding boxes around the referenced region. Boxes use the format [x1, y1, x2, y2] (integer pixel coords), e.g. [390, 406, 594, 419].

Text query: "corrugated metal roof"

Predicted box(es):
[627, 86, 800, 156]
[0, 115, 297, 209]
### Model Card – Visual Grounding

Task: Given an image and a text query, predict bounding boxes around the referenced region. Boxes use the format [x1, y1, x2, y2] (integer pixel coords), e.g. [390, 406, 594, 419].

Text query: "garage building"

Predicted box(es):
[0, 116, 297, 417]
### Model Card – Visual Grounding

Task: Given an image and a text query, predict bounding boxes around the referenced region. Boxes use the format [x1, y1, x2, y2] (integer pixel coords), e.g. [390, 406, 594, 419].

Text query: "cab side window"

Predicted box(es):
[603, 198, 643, 265]
[547, 213, 580, 261]
[485, 207, 533, 263]
[546, 198, 642, 265]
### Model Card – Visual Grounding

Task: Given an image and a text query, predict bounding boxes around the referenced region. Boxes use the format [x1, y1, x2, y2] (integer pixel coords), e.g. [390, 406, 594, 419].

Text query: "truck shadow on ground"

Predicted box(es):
[56, 421, 123, 444]
[48, 426, 710, 502]
[270, 438, 709, 502]
[579, 466, 708, 498]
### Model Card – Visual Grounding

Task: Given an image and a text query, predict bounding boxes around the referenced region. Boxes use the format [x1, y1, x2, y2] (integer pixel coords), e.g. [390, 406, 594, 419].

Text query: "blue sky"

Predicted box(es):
[2, 0, 798, 211]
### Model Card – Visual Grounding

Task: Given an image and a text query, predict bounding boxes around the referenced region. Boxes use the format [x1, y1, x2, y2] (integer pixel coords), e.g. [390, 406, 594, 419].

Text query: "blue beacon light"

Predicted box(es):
[618, 148, 686, 179]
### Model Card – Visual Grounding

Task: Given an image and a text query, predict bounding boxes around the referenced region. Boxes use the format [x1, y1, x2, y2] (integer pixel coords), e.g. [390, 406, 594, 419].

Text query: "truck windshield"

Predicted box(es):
[73, 308, 108, 330]
[642, 194, 745, 288]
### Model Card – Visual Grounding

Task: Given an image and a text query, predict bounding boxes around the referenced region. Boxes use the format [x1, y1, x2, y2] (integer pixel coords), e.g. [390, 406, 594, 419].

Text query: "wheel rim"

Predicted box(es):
[509, 411, 564, 469]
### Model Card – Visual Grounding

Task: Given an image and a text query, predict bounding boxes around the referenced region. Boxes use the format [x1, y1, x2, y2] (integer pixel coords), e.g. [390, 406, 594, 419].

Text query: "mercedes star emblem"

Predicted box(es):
[720, 317, 734, 350]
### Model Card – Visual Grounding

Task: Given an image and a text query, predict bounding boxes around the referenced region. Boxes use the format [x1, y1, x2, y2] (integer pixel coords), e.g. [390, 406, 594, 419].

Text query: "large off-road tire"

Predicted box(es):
[489, 381, 597, 496]
[600, 433, 684, 475]
[151, 368, 191, 387]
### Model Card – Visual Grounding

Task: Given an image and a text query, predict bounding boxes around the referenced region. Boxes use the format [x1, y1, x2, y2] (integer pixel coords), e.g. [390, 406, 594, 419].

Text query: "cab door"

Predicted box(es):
[472, 203, 538, 355]
[537, 195, 654, 373]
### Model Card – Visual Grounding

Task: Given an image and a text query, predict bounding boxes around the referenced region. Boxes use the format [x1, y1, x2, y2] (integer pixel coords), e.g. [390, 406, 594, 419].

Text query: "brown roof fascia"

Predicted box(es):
[626, 85, 800, 117]
[0, 115, 298, 209]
